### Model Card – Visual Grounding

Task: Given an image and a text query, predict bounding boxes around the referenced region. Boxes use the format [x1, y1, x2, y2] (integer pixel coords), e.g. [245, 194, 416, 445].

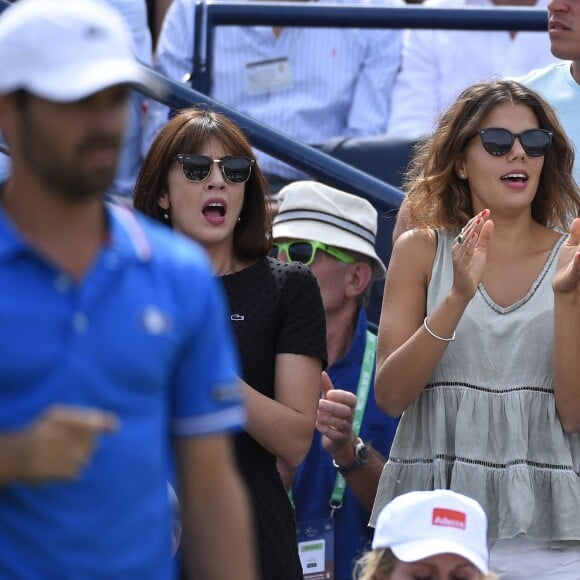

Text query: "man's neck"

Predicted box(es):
[325, 303, 359, 368]
[2, 177, 107, 281]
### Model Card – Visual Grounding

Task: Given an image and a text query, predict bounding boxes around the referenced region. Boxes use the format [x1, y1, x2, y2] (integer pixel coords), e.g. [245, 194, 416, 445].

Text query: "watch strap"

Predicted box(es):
[332, 438, 368, 476]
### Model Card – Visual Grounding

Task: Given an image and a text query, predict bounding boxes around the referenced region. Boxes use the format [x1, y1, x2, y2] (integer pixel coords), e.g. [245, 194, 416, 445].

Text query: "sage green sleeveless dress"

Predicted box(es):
[371, 230, 580, 544]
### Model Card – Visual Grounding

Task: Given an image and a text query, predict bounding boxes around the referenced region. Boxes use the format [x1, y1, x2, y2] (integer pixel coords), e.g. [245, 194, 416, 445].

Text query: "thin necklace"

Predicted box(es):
[218, 261, 239, 277]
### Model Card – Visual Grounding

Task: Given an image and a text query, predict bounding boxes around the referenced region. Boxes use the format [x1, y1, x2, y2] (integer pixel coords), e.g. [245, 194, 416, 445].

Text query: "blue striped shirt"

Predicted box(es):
[144, 0, 403, 180]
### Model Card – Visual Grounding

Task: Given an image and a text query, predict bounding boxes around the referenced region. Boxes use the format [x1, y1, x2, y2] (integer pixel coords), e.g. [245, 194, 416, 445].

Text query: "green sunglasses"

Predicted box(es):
[270, 240, 356, 266]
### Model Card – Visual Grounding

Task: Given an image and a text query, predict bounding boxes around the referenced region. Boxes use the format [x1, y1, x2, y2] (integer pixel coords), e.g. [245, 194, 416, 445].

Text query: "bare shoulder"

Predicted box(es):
[389, 227, 437, 283]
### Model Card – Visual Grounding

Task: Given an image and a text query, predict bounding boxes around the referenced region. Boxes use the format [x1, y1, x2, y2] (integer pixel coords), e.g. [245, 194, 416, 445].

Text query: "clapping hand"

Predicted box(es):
[452, 208, 494, 300]
[553, 217, 580, 296]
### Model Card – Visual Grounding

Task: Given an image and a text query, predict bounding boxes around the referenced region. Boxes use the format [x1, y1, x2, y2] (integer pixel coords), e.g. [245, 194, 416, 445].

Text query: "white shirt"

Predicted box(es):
[101, 0, 152, 198]
[144, 0, 403, 180]
[386, 0, 558, 138]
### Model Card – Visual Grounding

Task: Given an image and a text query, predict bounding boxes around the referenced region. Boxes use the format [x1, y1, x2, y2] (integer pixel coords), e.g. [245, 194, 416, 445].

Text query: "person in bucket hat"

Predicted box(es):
[355, 490, 498, 579]
[272, 181, 399, 580]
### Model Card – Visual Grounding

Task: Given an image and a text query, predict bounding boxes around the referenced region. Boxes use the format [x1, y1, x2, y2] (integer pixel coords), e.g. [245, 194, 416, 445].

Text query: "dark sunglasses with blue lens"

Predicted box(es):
[469, 128, 553, 158]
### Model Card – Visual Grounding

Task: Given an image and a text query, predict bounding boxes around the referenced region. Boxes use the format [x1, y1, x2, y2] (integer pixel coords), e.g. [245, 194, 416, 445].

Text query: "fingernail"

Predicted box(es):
[476, 218, 482, 224]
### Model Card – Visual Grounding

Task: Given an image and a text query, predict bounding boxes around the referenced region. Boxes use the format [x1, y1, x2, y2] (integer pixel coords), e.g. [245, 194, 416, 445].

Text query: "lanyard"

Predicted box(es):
[329, 330, 377, 517]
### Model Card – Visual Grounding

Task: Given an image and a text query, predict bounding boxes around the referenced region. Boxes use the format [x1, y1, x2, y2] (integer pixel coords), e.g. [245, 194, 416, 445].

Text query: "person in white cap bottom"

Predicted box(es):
[0, 1, 256, 578]
[354, 490, 498, 580]
[272, 180, 400, 580]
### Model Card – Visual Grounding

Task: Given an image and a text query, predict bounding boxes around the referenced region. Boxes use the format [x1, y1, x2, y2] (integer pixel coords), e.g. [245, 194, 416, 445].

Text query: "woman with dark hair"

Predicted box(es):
[134, 107, 327, 579]
[370, 79, 580, 577]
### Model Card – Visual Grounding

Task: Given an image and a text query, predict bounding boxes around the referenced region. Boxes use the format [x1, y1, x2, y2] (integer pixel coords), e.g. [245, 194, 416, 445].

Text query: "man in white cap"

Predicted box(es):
[271, 181, 400, 580]
[360, 489, 493, 578]
[0, 1, 256, 578]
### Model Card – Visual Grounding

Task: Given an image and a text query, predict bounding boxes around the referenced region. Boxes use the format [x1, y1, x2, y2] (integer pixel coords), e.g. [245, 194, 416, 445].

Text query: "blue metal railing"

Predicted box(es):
[144, 69, 406, 210]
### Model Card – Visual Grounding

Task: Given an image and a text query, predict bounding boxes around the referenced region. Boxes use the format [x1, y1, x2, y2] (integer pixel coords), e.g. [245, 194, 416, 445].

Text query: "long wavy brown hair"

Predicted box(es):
[133, 107, 272, 261]
[403, 79, 579, 233]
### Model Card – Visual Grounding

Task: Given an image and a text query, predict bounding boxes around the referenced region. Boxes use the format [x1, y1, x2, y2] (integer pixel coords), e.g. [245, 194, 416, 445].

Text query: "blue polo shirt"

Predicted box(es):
[292, 308, 399, 580]
[0, 202, 244, 579]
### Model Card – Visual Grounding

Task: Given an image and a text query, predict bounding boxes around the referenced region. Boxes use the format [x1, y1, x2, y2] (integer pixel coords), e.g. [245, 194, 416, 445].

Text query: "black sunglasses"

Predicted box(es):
[470, 128, 553, 157]
[175, 154, 256, 184]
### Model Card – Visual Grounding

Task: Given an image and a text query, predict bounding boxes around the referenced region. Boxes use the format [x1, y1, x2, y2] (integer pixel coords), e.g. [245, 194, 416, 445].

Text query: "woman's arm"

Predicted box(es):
[375, 219, 493, 417]
[176, 435, 257, 580]
[241, 353, 322, 467]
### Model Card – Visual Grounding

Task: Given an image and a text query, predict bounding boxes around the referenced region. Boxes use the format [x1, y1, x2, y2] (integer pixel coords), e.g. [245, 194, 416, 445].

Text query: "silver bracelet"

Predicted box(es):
[423, 317, 456, 342]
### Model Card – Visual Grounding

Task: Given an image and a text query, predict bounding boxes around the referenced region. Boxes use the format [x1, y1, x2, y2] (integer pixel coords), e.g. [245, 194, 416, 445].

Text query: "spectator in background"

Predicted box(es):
[143, 0, 402, 197]
[0, 1, 256, 579]
[356, 490, 498, 580]
[516, 0, 580, 183]
[387, 0, 557, 140]
[103, 0, 153, 200]
[372, 79, 580, 577]
[133, 108, 327, 580]
[145, 0, 173, 49]
[271, 182, 400, 580]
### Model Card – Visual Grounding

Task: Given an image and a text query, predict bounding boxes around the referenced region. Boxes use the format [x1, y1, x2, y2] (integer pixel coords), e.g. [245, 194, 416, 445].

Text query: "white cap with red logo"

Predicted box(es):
[372, 489, 490, 574]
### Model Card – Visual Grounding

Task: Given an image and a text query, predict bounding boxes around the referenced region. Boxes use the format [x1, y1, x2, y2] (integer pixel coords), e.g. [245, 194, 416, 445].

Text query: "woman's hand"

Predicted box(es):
[553, 217, 580, 298]
[451, 209, 494, 300]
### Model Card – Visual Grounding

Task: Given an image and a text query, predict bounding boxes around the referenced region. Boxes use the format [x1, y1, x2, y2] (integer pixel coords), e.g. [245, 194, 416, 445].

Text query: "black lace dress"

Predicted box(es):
[221, 257, 327, 580]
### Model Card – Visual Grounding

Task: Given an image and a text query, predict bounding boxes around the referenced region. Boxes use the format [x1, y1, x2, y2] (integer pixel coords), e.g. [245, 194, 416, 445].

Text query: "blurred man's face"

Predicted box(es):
[548, 0, 580, 63]
[8, 86, 129, 202]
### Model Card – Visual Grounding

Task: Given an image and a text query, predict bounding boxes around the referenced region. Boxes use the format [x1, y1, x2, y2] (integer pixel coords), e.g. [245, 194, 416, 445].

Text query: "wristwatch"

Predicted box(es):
[332, 438, 369, 476]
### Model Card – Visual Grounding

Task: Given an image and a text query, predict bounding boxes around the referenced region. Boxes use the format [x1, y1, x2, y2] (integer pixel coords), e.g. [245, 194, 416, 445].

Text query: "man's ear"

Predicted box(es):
[345, 262, 373, 300]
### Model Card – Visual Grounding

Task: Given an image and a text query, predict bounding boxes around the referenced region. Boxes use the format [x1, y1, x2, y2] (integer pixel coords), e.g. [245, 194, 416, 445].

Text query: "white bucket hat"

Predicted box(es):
[0, 0, 155, 101]
[372, 490, 490, 574]
[272, 181, 386, 280]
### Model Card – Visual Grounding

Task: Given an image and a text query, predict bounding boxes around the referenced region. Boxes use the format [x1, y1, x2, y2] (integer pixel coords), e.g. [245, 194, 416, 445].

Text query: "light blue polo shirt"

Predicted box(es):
[0, 201, 244, 578]
[516, 62, 580, 185]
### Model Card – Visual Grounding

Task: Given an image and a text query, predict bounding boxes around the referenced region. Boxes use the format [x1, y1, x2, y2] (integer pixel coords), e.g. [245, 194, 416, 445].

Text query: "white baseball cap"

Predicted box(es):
[272, 181, 387, 280]
[0, 0, 154, 101]
[372, 490, 490, 574]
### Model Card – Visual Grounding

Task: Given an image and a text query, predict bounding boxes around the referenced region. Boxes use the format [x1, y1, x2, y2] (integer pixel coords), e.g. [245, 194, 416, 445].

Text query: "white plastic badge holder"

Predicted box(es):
[245, 58, 293, 94]
[297, 518, 334, 579]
